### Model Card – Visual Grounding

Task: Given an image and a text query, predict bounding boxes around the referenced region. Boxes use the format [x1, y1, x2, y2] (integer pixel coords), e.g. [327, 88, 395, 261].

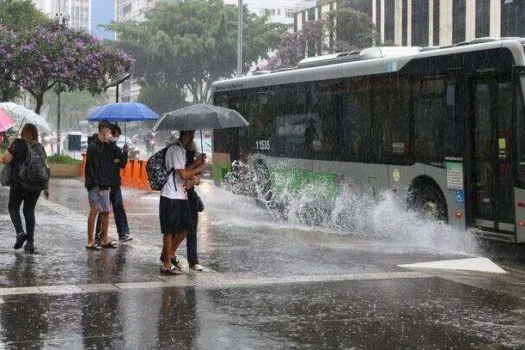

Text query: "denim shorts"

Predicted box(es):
[88, 189, 111, 213]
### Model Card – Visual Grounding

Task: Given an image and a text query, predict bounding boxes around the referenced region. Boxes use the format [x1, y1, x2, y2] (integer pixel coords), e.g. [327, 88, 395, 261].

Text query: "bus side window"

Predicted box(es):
[375, 75, 410, 161]
[413, 78, 447, 162]
[345, 78, 371, 161]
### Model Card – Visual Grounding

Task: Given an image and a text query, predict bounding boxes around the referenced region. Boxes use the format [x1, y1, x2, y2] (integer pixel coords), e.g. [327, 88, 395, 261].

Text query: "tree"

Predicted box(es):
[327, 8, 378, 52]
[43, 90, 109, 131]
[108, 0, 285, 106]
[0, 21, 132, 113]
[137, 84, 187, 115]
[0, 0, 49, 101]
[278, 20, 326, 68]
[0, 0, 48, 32]
[278, 8, 378, 68]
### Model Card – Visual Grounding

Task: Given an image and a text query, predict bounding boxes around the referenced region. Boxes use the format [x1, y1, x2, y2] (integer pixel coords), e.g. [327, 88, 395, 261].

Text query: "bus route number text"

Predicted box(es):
[255, 140, 270, 151]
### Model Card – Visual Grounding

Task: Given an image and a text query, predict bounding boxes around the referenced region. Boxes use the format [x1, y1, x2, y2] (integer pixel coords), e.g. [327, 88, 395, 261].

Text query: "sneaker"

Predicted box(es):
[13, 233, 28, 250]
[24, 242, 35, 254]
[189, 263, 204, 272]
[94, 236, 102, 246]
[119, 235, 133, 243]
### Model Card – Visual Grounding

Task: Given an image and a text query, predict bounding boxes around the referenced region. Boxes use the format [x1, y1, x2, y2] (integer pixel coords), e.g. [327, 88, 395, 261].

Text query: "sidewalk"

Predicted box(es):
[0, 178, 197, 289]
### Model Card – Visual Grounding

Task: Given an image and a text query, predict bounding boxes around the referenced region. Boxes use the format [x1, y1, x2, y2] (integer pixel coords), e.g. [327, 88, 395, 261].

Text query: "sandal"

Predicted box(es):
[160, 265, 182, 276]
[101, 241, 118, 249]
[85, 244, 101, 250]
[159, 253, 182, 270]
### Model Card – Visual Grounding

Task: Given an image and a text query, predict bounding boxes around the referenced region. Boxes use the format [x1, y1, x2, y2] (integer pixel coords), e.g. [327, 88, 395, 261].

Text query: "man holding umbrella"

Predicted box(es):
[159, 130, 207, 275]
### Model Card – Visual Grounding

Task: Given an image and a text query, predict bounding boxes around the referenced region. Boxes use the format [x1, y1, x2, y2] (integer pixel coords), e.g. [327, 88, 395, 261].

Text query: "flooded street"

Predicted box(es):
[0, 178, 525, 348]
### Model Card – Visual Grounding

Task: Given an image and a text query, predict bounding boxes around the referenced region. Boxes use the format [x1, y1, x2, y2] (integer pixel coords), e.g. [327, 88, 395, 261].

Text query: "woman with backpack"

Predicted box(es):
[1, 123, 50, 253]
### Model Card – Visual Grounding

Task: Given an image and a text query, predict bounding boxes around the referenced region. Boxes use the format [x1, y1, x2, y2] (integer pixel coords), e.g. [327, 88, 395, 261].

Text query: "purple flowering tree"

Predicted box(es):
[0, 22, 132, 113]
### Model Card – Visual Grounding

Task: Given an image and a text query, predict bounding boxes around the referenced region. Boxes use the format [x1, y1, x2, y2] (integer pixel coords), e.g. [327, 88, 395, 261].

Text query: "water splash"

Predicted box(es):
[220, 161, 479, 255]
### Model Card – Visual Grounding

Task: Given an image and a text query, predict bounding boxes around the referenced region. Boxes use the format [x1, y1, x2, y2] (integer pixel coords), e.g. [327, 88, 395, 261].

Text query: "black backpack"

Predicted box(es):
[19, 141, 50, 191]
[146, 141, 182, 191]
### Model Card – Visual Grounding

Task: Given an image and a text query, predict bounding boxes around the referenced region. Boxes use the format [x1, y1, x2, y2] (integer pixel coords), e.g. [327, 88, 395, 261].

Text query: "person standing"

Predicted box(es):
[85, 121, 117, 250]
[95, 124, 133, 244]
[1, 123, 50, 253]
[159, 130, 206, 275]
[184, 141, 204, 271]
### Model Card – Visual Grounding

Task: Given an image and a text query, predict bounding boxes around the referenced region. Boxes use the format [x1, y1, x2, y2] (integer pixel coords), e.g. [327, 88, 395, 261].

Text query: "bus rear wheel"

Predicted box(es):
[408, 184, 448, 222]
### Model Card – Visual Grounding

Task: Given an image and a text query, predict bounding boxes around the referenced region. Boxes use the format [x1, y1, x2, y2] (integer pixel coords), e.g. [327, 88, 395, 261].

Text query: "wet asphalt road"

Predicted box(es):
[0, 178, 525, 349]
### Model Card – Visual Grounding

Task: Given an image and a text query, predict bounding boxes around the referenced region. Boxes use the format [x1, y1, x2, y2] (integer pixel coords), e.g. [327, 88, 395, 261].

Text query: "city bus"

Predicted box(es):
[211, 37, 525, 243]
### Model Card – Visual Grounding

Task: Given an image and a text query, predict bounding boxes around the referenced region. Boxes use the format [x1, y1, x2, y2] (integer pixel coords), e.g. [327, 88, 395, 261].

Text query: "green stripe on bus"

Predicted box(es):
[268, 167, 338, 199]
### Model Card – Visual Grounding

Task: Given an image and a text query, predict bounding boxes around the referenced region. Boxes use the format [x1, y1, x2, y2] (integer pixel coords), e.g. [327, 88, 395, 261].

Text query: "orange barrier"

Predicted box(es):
[81, 154, 153, 192]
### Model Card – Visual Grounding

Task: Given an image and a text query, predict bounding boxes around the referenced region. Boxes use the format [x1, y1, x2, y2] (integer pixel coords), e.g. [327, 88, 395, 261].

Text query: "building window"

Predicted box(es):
[453, 0, 466, 43]
[375, 0, 381, 35]
[308, 7, 315, 21]
[501, 0, 525, 37]
[476, 0, 490, 38]
[433, 0, 440, 45]
[412, 0, 429, 46]
[384, 0, 395, 43]
[402, 0, 408, 45]
[277, 9, 281, 16]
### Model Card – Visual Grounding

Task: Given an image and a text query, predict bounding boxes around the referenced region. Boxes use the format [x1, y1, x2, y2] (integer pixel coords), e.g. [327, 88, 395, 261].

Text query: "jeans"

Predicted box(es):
[96, 187, 129, 239]
[186, 204, 199, 264]
[8, 182, 41, 243]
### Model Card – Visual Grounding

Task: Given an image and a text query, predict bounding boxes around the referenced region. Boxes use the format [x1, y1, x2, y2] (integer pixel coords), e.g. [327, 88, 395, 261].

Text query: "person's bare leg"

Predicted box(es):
[162, 234, 173, 269]
[100, 212, 110, 244]
[170, 231, 189, 258]
[87, 207, 99, 246]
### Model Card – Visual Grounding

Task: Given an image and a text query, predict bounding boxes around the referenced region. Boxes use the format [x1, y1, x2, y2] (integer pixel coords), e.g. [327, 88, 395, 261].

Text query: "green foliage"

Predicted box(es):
[108, 0, 286, 105]
[278, 8, 378, 68]
[137, 84, 187, 115]
[328, 8, 379, 51]
[47, 154, 82, 165]
[43, 90, 108, 131]
[0, 21, 132, 113]
[0, 0, 49, 32]
[0, 0, 50, 101]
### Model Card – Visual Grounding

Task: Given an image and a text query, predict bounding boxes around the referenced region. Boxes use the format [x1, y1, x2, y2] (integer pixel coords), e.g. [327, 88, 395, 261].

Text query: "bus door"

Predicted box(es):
[467, 78, 514, 232]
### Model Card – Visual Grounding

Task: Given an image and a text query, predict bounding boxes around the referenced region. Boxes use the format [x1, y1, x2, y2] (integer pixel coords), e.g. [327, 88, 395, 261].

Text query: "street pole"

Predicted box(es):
[56, 14, 63, 155]
[57, 86, 61, 154]
[237, 0, 243, 77]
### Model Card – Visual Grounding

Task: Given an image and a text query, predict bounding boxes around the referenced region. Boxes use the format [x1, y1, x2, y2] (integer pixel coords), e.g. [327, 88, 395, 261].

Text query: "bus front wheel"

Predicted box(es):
[407, 183, 448, 222]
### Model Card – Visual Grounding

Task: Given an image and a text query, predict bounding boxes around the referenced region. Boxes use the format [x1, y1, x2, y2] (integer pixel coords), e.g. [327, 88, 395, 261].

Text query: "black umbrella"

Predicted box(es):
[152, 103, 250, 151]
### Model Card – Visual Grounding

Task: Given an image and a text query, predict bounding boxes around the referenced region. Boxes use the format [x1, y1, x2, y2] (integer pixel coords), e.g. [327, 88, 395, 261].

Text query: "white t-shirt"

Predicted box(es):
[161, 142, 187, 200]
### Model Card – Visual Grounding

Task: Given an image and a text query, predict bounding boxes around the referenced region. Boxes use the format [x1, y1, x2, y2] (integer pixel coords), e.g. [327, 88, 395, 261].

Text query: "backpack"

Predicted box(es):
[19, 141, 49, 191]
[146, 141, 182, 191]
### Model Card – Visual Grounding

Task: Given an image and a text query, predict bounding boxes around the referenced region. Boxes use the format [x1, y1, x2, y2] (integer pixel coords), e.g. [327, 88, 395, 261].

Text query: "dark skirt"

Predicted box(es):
[159, 196, 192, 235]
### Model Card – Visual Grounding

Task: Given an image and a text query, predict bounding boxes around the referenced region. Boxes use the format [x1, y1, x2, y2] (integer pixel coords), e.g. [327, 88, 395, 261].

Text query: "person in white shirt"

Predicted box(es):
[159, 130, 207, 275]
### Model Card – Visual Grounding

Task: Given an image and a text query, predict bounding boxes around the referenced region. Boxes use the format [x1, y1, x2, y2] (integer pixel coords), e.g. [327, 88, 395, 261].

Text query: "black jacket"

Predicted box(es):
[85, 135, 113, 190]
[109, 141, 128, 188]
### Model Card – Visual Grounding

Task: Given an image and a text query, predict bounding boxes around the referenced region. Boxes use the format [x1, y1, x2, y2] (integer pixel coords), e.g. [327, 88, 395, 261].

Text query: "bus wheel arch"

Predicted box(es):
[407, 176, 448, 222]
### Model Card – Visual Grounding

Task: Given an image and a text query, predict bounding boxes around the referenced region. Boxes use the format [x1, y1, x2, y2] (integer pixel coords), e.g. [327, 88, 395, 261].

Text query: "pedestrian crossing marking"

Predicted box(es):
[0, 271, 430, 297]
[399, 257, 507, 274]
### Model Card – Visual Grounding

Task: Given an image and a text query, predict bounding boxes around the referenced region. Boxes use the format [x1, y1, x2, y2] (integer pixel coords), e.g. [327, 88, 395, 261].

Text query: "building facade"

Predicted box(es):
[223, 0, 315, 25]
[33, 0, 91, 32]
[296, 0, 525, 48]
[116, 0, 157, 22]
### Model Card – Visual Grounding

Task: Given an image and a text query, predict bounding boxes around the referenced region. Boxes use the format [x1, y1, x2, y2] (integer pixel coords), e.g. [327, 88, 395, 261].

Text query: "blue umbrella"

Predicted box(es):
[88, 102, 159, 122]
